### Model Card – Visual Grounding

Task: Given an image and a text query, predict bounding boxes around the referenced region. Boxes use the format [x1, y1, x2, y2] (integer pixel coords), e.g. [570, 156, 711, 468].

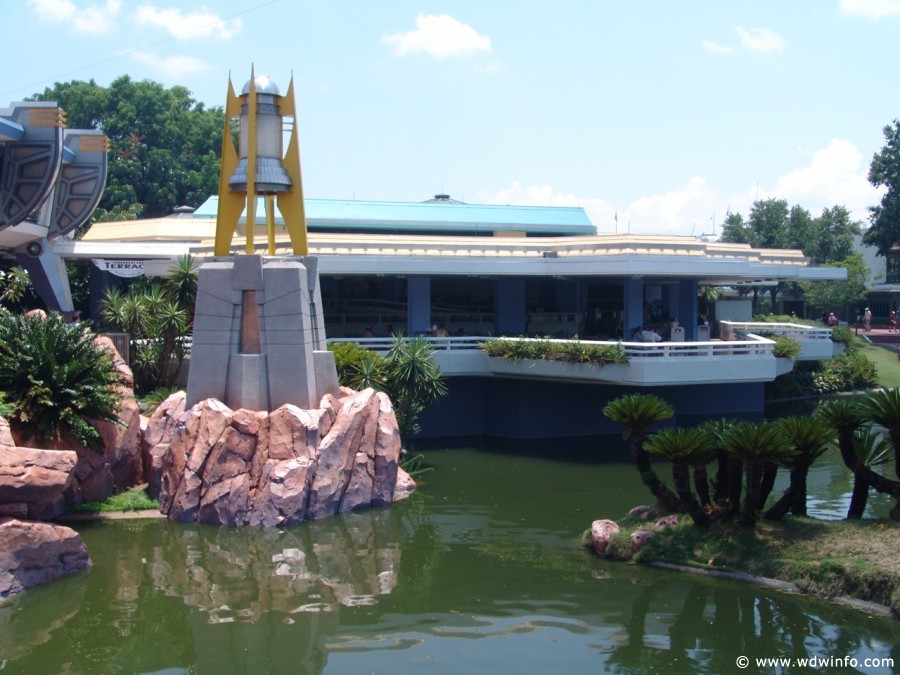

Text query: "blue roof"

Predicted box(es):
[193, 196, 595, 236]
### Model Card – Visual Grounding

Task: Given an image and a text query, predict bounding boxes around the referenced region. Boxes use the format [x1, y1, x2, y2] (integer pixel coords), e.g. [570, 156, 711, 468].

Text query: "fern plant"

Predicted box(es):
[0, 309, 122, 448]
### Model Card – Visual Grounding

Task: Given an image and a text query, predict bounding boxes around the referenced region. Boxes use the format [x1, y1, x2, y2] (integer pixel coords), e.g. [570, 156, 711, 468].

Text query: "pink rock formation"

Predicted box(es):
[0, 447, 77, 519]
[149, 388, 410, 526]
[590, 519, 621, 556]
[0, 517, 91, 601]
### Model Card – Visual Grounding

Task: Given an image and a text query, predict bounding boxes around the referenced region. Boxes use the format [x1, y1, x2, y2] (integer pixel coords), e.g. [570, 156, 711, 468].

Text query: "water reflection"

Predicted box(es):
[147, 508, 403, 621]
[1, 442, 897, 674]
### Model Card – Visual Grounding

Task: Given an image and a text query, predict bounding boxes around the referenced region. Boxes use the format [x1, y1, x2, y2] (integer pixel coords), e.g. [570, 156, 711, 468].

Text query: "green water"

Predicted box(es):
[2, 437, 897, 674]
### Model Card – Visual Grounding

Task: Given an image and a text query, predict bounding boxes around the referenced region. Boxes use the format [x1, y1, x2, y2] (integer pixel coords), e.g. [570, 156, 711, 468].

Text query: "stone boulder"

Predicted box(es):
[152, 387, 410, 526]
[0, 447, 77, 519]
[590, 519, 621, 556]
[0, 517, 92, 601]
[630, 528, 656, 553]
[141, 391, 188, 498]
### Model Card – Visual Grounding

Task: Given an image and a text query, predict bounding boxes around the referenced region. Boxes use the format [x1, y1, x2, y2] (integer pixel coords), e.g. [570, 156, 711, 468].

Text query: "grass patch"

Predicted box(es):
[73, 484, 158, 513]
[605, 516, 900, 614]
[856, 337, 900, 389]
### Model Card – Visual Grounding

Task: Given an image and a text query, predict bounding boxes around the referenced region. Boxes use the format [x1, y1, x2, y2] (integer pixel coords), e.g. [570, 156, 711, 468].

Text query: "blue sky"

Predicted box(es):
[4, 0, 900, 236]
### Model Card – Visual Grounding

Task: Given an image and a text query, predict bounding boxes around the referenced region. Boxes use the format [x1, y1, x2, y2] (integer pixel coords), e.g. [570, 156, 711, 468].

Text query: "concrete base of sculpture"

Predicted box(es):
[187, 254, 339, 411]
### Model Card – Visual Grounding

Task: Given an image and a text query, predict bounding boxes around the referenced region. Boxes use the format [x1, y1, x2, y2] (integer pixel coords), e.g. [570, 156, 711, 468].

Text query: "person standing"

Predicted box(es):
[864, 307, 872, 331]
[891, 310, 897, 332]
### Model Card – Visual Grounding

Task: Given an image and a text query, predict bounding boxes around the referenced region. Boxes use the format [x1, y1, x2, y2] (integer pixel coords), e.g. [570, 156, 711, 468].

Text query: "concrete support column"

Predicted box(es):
[667, 284, 680, 323]
[678, 279, 699, 341]
[407, 276, 431, 336]
[15, 239, 73, 313]
[496, 279, 526, 335]
[623, 277, 644, 339]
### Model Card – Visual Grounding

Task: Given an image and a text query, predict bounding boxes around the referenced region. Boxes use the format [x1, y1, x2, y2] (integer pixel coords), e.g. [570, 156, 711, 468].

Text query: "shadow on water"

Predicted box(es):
[412, 434, 632, 465]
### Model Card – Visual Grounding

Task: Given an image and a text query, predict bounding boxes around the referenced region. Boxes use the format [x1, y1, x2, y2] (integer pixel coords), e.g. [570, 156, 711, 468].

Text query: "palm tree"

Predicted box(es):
[164, 255, 198, 315]
[764, 416, 835, 520]
[722, 421, 796, 527]
[856, 388, 900, 482]
[603, 394, 681, 513]
[644, 427, 715, 526]
[384, 335, 447, 438]
[847, 426, 894, 519]
[698, 418, 737, 507]
[819, 398, 900, 521]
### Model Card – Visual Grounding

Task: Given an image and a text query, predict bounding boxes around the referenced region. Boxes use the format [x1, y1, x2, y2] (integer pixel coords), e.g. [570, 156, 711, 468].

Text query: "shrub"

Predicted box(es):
[327, 337, 446, 439]
[73, 485, 158, 512]
[830, 324, 854, 346]
[0, 310, 122, 448]
[481, 337, 628, 366]
[100, 256, 196, 394]
[773, 336, 802, 360]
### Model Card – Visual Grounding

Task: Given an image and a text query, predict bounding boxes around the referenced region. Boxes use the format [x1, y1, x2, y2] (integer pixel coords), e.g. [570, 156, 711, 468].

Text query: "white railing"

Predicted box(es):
[325, 334, 775, 359]
[722, 321, 833, 342]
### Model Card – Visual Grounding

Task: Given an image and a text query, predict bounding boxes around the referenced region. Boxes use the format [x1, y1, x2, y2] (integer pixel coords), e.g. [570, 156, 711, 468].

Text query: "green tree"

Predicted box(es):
[644, 427, 715, 526]
[764, 416, 835, 520]
[818, 398, 900, 521]
[856, 388, 900, 484]
[0, 309, 122, 448]
[603, 394, 682, 513]
[847, 426, 894, 519]
[719, 211, 749, 243]
[31, 76, 223, 222]
[100, 257, 197, 393]
[808, 205, 862, 264]
[327, 337, 447, 440]
[798, 252, 870, 315]
[862, 119, 900, 256]
[383, 336, 447, 438]
[722, 421, 795, 527]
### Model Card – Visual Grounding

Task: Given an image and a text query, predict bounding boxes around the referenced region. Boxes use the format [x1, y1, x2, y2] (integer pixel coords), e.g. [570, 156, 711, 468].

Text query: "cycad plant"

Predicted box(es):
[644, 427, 716, 526]
[819, 398, 900, 521]
[0, 309, 122, 448]
[764, 416, 835, 520]
[698, 418, 738, 507]
[328, 335, 447, 440]
[603, 394, 682, 513]
[384, 335, 447, 438]
[847, 426, 894, 519]
[722, 421, 796, 527]
[856, 388, 900, 482]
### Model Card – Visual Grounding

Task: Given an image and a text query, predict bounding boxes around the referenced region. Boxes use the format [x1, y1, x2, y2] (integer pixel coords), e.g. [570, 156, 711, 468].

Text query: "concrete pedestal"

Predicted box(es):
[187, 254, 338, 410]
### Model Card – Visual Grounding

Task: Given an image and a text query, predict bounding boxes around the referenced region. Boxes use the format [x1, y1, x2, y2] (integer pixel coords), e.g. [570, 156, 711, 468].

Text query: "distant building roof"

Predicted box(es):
[191, 196, 596, 237]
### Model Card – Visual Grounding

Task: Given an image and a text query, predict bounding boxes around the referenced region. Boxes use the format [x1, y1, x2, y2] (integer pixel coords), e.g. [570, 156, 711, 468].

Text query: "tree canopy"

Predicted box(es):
[862, 119, 900, 256]
[31, 76, 223, 222]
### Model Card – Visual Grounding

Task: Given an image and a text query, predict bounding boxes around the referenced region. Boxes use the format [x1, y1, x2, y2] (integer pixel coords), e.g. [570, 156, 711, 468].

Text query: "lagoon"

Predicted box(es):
[1, 436, 897, 673]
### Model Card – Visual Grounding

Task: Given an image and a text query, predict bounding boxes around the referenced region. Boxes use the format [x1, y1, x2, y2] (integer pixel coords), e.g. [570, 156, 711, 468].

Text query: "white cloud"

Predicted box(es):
[622, 177, 718, 235]
[735, 27, 785, 53]
[134, 4, 242, 39]
[839, 0, 900, 18]
[477, 182, 615, 233]
[132, 51, 214, 78]
[477, 139, 881, 238]
[473, 61, 505, 74]
[383, 14, 492, 59]
[702, 40, 734, 54]
[769, 139, 881, 222]
[28, 0, 121, 34]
